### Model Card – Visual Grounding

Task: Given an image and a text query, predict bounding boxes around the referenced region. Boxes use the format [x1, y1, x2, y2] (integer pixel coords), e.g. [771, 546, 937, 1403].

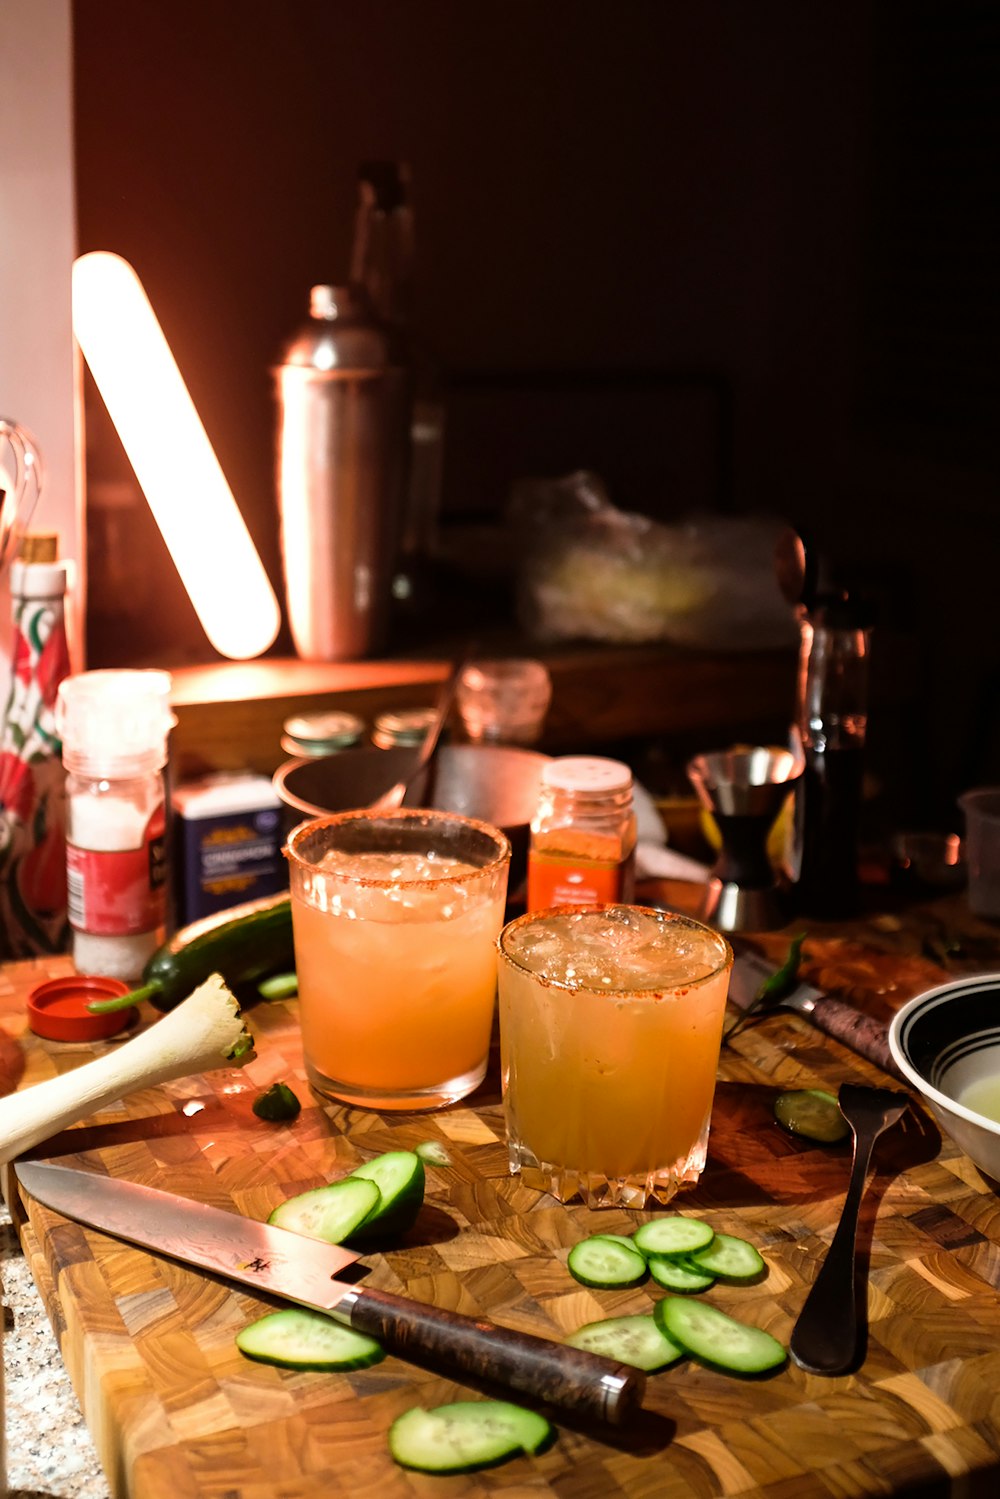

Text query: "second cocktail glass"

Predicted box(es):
[286, 809, 510, 1110]
[497, 904, 733, 1207]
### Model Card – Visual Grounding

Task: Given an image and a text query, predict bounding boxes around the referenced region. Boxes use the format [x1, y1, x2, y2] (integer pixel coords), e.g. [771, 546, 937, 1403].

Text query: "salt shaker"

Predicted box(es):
[56, 670, 175, 980]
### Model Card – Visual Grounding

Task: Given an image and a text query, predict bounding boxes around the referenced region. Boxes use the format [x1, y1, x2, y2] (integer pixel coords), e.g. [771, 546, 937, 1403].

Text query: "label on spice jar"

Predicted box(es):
[66, 804, 167, 935]
[527, 850, 627, 911]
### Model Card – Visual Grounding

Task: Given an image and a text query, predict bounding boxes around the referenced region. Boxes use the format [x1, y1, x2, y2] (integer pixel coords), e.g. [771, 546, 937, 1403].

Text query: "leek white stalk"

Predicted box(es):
[0, 974, 255, 1165]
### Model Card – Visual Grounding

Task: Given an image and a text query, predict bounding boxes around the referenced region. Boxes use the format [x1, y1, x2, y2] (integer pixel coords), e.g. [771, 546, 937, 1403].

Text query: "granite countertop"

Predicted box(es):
[2, 1202, 110, 1499]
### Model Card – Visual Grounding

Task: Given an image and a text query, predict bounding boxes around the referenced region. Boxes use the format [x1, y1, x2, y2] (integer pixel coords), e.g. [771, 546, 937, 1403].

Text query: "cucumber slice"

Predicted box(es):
[389, 1400, 553, 1473]
[654, 1296, 786, 1374]
[594, 1233, 642, 1252]
[415, 1140, 452, 1167]
[236, 1308, 384, 1371]
[256, 971, 298, 1000]
[647, 1255, 716, 1293]
[687, 1232, 765, 1282]
[566, 1314, 684, 1371]
[267, 1176, 380, 1244]
[567, 1235, 648, 1288]
[774, 1089, 850, 1143]
[632, 1216, 715, 1258]
[347, 1150, 425, 1242]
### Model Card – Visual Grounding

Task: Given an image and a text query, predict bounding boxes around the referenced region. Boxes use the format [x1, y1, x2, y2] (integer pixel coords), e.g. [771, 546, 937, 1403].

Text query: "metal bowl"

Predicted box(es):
[889, 973, 1000, 1184]
[273, 742, 550, 890]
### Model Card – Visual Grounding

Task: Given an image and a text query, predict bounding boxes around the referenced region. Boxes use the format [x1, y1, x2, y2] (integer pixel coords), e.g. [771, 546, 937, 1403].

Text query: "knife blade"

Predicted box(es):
[15, 1161, 644, 1425]
[728, 950, 904, 1081]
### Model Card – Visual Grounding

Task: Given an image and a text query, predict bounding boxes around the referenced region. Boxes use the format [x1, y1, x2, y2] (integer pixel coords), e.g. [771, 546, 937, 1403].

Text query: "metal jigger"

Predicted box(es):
[687, 745, 802, 933]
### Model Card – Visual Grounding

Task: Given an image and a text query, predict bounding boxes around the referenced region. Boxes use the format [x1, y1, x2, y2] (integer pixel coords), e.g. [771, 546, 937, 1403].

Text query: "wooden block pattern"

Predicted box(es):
[3, 927, 1000, 1496]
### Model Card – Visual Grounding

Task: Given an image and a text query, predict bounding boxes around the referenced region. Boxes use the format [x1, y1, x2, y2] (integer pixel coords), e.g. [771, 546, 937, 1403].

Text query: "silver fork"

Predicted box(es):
[790, 1083, 910, 1376]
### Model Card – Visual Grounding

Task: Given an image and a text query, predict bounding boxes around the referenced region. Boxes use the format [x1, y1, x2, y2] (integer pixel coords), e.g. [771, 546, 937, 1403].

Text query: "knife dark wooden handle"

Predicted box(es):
[811, 999, 905, 1081]
[339, 1285, 645, 1425]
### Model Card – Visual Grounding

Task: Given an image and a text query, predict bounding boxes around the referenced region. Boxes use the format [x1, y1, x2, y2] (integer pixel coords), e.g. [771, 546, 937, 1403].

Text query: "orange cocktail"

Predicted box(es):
[286, 809, 510, 1110]
[497, 905, 732, 1206]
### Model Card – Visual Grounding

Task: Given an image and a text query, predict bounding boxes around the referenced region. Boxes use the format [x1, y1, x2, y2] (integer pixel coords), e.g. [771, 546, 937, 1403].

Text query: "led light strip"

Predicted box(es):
[72, 251, 280, 660]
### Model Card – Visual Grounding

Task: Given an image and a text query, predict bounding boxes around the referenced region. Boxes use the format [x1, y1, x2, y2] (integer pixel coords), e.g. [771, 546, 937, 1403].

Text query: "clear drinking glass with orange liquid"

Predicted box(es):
[286, 809, 510, 1110]
[497, 904, 732, 1206]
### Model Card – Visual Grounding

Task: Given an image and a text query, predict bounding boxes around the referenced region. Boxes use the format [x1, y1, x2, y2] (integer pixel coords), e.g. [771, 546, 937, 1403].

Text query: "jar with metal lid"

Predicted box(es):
[281, 711, 365, 759]
[372, 707, 438, 750]
[527, 756, 637, 912]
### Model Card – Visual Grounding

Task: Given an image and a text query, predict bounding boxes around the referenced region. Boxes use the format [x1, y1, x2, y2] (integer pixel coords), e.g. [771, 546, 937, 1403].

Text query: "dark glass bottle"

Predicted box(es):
[349, 162, 443, 602]
[349, 160, 414, 327]
[791, 596, 870, 918]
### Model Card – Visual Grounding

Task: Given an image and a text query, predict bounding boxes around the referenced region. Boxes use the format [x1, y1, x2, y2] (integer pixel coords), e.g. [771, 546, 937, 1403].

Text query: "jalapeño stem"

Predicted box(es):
[87, 983, 159, 1014]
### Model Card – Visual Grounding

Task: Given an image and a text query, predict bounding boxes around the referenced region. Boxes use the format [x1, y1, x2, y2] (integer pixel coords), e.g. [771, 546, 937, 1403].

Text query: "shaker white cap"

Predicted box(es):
[56, 669, 176, 774]
[541, 756, 633, 794]
[9, 560, 69, 598]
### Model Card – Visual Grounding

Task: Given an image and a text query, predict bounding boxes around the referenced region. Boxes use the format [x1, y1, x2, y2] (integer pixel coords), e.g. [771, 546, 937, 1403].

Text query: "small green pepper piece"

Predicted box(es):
[725, 931, 808, 1046]
[228, 1031, 255, 1062]
[253, 1082, 302, 1122]
[756, 931, 807, 1004]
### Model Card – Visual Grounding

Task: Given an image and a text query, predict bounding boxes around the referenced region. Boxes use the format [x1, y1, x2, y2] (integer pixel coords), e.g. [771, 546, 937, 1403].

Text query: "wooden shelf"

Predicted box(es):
[169, 641, 796, 779]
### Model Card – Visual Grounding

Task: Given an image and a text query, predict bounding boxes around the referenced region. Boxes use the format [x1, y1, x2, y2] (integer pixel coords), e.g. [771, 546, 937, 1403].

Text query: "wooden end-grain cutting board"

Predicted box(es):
[5, 947, 1000, 1498]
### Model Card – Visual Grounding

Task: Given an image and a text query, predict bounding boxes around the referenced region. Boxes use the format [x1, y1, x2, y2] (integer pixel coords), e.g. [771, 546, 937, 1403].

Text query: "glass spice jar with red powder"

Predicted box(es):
[526, 756, 637, 913]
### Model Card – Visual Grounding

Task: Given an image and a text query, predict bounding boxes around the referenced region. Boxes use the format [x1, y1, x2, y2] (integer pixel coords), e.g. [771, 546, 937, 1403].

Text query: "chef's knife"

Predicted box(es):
[728, 950, 904, 1081]
[15, 1161, 643, 1425]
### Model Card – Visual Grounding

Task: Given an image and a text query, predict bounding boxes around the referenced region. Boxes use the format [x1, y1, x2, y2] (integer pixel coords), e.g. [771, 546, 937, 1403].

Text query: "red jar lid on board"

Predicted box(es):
[27, 976, 138, 1042]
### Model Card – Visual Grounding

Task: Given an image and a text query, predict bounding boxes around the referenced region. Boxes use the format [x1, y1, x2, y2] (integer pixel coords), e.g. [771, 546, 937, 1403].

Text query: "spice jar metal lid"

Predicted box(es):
[372, 708, 438, 749]
[281, 711, 365, 757]
[541, 756, 633, 794]
[27, 976, 137, 1042]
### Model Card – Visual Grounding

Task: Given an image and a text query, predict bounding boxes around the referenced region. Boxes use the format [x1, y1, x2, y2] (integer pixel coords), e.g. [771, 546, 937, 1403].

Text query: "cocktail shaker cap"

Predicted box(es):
[275, 284, 405, 374]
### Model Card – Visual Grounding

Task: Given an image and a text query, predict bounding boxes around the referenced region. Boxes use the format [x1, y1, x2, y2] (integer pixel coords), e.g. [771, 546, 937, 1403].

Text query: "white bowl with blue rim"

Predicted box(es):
[889, 973, 1000, 1183]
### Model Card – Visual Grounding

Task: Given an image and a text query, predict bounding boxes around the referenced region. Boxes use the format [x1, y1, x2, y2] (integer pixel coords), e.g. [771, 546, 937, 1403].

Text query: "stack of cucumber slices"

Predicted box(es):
[238, 1146, 559, 1474]
[238, 1149, 426, 1373]
[266, 1146, 427, 1247]
[566, 1216, 784, 1377]
[237, 1154, 785, 1475]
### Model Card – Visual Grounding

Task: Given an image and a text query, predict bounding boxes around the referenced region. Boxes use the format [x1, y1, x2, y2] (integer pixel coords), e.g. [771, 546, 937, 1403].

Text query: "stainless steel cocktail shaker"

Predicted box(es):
[274, 284, 411, 661]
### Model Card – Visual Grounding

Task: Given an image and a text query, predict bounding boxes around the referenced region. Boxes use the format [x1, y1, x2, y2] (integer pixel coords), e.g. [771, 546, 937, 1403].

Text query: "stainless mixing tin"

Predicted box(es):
[274, 284, 411, 661]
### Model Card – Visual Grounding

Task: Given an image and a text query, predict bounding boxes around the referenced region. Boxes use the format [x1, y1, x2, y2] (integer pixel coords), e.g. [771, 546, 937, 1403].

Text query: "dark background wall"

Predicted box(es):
[72, 0, 1000, 823]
